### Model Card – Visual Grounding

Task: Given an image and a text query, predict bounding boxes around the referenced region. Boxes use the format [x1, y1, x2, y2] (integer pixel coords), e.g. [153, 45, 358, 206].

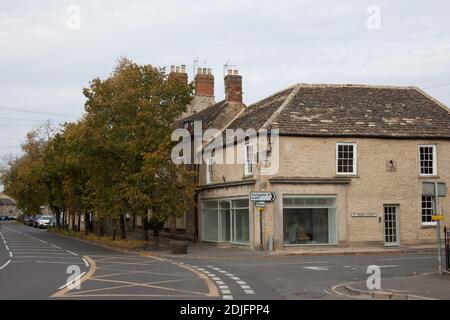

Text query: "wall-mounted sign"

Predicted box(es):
[250, 192, 276, 202]
[351, 213, 377, 218]
[254, 201, 266, 208]
[432, 215, 444, 221]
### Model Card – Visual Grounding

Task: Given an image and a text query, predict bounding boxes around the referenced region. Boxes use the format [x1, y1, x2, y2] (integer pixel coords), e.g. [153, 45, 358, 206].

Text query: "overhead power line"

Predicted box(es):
[422, 82, 450, 90]
[0, 105, 78, 117]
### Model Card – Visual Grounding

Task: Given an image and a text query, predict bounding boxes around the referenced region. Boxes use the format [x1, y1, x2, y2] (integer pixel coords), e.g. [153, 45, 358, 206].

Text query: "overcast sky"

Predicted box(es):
[1, 0, 450, 182]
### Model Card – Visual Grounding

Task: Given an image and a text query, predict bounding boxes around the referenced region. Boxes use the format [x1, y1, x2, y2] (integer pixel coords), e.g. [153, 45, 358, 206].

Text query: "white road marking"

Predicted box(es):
[9, 251, 13, 258]
[303, 266, 329, 271]
[82, 258, 89, 268]
[222, 295, 233, 300]
[5, 245, 9, 250]
[0, 259, 11, 270]
[378, 265, 399, 268]
[12, 260, 85, 265]
[220, 261, 329, 267]
[39, 240, 48, 244]
[65, 250, 78, 256]
[207, 266, 256, 296]
[58, 272, 86, 289]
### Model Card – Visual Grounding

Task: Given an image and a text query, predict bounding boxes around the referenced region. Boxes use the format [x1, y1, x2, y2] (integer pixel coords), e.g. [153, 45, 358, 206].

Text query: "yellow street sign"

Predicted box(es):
[432, 215, 444, 221]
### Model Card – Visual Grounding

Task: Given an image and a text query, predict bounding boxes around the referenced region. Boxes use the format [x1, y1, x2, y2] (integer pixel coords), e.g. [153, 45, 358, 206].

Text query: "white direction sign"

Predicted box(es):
[250, 192, 276, 202]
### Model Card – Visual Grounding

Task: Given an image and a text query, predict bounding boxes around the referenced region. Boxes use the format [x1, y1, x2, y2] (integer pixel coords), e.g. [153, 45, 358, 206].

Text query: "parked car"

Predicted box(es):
[49, 217, 57, 227]
[26, 216, 36, 226]
[23, 216, 30, 225]
[32, 215, 42, 227]
[7, 216, 17, 220]
[36, 216, 52, 229]
[0, 216, 7, 221]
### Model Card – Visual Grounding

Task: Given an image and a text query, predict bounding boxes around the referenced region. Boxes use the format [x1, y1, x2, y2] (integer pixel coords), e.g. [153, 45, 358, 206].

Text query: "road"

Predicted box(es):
[0, 221, 439, 300]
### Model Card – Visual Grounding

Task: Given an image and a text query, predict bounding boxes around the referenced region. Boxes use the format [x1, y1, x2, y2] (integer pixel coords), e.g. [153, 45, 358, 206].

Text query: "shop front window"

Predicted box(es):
[202, 198, 249, 244]
[283, 196, 337, 245]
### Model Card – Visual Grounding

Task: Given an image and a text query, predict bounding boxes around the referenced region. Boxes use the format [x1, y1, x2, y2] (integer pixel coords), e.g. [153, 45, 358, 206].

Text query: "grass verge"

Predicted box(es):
[48, 226, 148, 250]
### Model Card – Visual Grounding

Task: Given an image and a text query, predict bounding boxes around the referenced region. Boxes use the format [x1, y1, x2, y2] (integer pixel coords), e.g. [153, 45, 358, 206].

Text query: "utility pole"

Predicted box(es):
[434, 182, 442, 274]
[259, 208, 264, 251]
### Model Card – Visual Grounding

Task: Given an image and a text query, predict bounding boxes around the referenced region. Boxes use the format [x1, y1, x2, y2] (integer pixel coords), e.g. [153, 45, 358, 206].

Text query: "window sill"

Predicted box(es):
[335, 174, 359, 178]
[421, 223, 437, 228]
[418, 175, 440, 179]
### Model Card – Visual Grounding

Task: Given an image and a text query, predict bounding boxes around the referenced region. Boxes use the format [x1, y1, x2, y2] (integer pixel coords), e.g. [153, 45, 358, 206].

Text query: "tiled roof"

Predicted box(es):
[227, 84, 450, 139]
[181, 100, 228, 128]
[227, 87, 295, 131]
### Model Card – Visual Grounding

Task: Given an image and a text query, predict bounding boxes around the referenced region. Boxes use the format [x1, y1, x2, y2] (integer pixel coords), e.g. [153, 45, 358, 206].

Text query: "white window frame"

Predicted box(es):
[244, 143, 253, 176]
[206, 158, 213, 184]
[336, 143, 357, 175]
[418, 145, 437, 176]
[421, 195, 437, 226]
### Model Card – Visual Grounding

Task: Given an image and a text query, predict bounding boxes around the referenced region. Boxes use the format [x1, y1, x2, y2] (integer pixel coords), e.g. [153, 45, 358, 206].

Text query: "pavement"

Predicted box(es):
[1, 220, 449, 300]
[338, 273, 450, 300]
[141, 240, 438, 259]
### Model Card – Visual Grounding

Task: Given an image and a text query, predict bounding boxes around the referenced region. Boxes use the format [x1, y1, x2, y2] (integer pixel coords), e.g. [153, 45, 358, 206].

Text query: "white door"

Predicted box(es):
[384, 205, 400, 246]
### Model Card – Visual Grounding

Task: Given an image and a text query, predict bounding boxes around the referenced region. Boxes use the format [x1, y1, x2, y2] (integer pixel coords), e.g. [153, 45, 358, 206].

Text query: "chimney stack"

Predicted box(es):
[224, 68, 242, 103]
[194, 67, 214, 97]
[168, 64, 188, 86]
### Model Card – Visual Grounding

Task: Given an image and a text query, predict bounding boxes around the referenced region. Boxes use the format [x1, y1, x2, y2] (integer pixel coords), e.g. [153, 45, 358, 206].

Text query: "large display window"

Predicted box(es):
[283, 196, 337, 245]
[202, 199, 249, 244]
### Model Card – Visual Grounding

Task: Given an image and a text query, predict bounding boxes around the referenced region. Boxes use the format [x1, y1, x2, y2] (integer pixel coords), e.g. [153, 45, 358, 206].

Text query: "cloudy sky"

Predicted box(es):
[1, 0, 450, 178]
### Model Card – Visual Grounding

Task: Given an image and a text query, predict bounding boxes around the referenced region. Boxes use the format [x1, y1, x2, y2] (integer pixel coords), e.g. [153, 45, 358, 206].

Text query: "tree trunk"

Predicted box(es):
[72, 213, 77, 231]
[77, 214, 81, 232]
[84, 213, 89, 236]
[96, 217, 105, 237]
[55, 209, 61, 228]
[142, 216, 149, 241]
[132, 214, 136, 232]
[62, 211, 67, 229]
[119, 214, 126, 239]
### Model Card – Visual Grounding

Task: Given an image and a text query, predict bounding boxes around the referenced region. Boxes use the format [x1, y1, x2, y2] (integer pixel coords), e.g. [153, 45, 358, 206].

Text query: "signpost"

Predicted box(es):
[250, 192, 276, 202]
[422, 181, 447, 274]
[250, 192, 276, 251]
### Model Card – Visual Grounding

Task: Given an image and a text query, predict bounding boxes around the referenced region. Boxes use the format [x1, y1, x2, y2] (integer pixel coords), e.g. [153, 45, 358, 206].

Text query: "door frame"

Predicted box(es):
[383, 204, 400, 247]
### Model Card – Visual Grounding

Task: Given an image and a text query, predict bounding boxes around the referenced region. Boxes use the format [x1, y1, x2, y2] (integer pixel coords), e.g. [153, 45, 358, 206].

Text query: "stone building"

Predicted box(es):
[0, 194, 19, 218]
[163, 66, 246, 240]
[181, 82, 450, 250]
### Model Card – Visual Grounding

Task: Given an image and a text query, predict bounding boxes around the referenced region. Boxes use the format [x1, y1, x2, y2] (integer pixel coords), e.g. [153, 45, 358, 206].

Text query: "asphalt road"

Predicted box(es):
[0, 221, 439, 300]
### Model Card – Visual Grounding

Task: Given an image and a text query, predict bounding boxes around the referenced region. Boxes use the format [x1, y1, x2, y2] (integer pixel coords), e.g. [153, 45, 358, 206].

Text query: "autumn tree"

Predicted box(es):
[81, 57, 193, 239]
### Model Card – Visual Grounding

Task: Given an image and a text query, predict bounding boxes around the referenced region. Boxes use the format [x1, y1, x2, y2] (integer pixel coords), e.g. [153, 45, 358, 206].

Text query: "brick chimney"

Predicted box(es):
[224, 69, 242, 103]
[168, 64, 188, 86]
[194, 67, 214, 97]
